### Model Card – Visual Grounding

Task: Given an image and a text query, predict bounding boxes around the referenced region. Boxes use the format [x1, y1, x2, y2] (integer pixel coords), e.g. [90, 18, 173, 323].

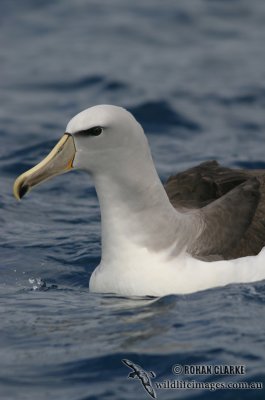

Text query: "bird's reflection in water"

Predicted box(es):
[98, 294, 192, 353]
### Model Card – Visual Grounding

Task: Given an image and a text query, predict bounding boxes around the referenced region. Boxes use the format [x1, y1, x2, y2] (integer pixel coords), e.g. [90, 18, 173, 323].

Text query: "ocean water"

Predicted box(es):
[1, 0, 265, 399]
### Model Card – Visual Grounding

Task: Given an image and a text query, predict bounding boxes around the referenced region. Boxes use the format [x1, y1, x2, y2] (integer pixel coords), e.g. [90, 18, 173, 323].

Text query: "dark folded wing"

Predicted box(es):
[165, 161, 265, 259]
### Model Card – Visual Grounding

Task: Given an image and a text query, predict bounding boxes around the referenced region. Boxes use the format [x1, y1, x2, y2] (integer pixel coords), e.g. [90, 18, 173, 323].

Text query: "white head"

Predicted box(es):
[13, 105, 153, 199]
[67, 105, 149, 175]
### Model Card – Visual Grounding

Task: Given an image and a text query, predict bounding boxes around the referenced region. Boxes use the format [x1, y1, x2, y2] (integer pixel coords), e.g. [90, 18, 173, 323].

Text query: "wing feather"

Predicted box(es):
[165, 161, 265, 259]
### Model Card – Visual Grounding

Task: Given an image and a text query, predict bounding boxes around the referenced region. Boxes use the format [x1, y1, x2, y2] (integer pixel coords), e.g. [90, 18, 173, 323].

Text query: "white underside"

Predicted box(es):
[89, 243, 265, 297]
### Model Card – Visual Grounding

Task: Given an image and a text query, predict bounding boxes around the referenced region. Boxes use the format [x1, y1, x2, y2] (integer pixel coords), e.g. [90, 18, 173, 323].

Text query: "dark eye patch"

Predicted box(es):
[77, 126, 103, 136]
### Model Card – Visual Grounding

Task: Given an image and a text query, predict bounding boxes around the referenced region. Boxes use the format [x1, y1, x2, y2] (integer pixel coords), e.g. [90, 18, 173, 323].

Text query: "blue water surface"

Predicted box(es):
[1, 1, 265, 399]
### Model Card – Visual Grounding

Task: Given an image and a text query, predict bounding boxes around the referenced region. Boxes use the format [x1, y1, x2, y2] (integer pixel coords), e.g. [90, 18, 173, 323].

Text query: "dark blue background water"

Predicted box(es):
[1, 1, 265, 399]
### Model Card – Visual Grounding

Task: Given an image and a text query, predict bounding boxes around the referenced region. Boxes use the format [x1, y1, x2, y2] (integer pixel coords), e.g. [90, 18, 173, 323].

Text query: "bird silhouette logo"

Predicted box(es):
[122, 359, 157, 399]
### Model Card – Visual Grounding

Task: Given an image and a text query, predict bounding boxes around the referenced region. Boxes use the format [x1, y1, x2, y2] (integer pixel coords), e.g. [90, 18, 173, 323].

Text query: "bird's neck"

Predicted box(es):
[91, 151, 196, 265]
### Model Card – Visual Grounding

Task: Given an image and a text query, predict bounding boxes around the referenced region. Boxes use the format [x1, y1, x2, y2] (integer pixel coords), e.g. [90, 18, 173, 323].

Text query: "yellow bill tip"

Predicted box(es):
[13, 173, 30, 200]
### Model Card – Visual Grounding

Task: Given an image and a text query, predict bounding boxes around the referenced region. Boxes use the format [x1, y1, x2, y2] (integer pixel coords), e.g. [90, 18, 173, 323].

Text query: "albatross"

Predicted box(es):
[13, 105, 265, 296]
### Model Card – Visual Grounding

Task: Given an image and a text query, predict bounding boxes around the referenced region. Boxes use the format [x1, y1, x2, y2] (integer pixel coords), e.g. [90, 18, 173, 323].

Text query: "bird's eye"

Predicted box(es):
[77, 126, 103, 136]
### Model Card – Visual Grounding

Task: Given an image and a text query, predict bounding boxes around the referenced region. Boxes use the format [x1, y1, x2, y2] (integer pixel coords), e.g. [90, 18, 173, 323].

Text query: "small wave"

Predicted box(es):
[103, 80, 128, 92]
[130, 100, 201, 131]
[15, 75, 129, 98]
[235, 161, 265, 170]
[208, 88, 265, 107]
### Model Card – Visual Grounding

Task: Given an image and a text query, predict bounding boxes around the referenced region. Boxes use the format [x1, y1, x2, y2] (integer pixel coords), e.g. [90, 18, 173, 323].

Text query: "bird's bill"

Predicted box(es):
[13, 133, 76, 200]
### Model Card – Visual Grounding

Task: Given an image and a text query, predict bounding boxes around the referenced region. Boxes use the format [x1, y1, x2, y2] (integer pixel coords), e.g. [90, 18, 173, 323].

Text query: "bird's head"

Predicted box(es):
[13, 104, 148, 200]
